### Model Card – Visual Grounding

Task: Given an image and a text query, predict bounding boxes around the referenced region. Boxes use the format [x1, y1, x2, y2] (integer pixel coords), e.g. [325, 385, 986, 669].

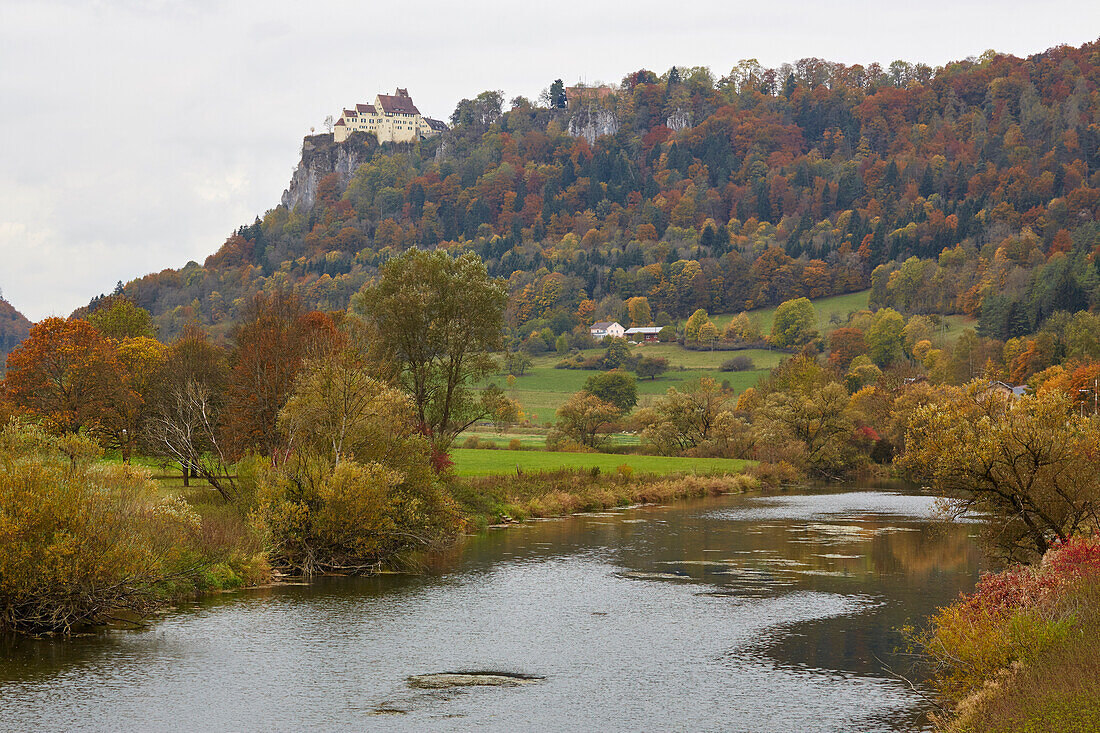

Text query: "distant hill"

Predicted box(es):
[0, 299, 32, 367]
[112, 39, 1100, 341]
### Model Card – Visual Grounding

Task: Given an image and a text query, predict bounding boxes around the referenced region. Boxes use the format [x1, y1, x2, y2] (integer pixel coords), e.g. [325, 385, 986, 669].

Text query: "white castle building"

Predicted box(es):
[333, 88, 447, 143]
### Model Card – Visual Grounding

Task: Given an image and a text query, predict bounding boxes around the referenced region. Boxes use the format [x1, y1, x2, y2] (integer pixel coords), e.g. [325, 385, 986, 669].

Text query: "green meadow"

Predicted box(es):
[484, 347, 775, 422]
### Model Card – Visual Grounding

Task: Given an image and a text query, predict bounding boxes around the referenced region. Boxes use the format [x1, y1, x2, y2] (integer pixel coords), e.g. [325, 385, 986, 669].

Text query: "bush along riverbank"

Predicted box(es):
[0, 418, 763, 636]
[0, 422, 268, 636]
[447, 468, 761, 529]
[914, 535, 1100, 732]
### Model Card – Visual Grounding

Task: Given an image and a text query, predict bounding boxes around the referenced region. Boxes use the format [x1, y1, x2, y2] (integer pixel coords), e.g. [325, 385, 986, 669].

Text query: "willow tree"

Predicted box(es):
[352, 249, 507, 451]
[900, 384, 1100, 562]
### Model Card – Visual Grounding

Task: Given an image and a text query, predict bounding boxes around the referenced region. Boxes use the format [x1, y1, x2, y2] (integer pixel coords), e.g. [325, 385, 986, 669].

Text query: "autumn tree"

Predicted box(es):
[504, 350, 533, 376]
[635, 356, 669, 380]
[725, 312, 762, 343]
[3, 318, 120, 435]
[626, 296, 652, 326]
[900, 385, 1100, 562]
[226, 291, 341, 457]
[756, 382, 855, 477]
[86, 297, 156, 340]
[685, 309, 710, 341]
[102, 336, 167, 461]
[550, 392, 621, 448]
[634, 378, 749, 457]
[828, 327, 867, 370]
[279, 350, 427, 470]
[149, 325, 230, 487]
[148, 381, 238, 500]
[698, 320, 719, 346]
[583, 370, 638, 413]
[866, 308, 905, 366]
[770, 298, 818, 349]
[352, 249, 507, 450]
[260, 361, 457, 574]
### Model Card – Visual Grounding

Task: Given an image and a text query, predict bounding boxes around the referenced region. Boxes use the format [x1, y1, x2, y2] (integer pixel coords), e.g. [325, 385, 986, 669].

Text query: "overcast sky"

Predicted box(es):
[1, 0, 1097, 320]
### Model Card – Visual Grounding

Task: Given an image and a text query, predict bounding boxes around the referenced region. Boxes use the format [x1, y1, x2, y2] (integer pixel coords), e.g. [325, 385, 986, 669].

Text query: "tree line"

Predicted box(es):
[102, 40, 1098, 358]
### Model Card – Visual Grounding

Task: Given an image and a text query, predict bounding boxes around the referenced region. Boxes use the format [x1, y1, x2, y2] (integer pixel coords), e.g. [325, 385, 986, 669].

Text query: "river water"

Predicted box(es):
[0, 487, 981, 732]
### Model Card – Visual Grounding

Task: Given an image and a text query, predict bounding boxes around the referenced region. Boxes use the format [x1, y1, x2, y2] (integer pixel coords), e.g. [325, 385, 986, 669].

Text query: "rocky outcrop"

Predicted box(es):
[667, 108, 692, 132]
[568, 106, 620, 144]
[281, 133, 376, 211]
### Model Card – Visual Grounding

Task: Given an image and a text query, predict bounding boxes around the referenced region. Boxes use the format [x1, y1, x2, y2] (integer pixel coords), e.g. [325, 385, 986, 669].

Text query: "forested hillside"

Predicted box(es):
[116, 40, 1100, 341]
[0, 298, 32, 367]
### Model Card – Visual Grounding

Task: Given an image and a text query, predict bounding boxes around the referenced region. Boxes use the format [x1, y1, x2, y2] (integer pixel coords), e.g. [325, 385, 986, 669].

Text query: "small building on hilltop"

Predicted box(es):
[590, 322, 625, 341]
[333, 88, 447, 143]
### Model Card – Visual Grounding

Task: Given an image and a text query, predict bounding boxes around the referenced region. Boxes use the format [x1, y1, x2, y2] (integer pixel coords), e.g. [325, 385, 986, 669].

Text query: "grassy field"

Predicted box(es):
[482, 345, 774, 421]
[709, 289, 976, 345]
[711, 290, 872, 336]
[451, 448, 750, 477]
[462, 427, 640, 448]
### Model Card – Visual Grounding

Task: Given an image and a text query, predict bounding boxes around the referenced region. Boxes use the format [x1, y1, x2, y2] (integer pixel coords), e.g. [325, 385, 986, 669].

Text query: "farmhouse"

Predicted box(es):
[625, 326, 663, 343]
[589, 321, 625, 341]
[333, 88, 447, 143]
[985, 380, 1027, 398]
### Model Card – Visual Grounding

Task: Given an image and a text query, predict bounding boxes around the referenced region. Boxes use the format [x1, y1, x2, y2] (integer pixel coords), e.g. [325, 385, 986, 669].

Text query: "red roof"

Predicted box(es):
[343, 108, 357, 117]
[334, 118, 346, 126]
[377, 94, 420, 115]
[356, 103, 376, 114]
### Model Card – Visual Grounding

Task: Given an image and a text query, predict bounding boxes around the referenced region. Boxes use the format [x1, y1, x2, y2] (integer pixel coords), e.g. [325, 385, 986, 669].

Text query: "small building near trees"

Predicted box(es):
[625, 326, 663, 343]
[589, 322, 625, 341]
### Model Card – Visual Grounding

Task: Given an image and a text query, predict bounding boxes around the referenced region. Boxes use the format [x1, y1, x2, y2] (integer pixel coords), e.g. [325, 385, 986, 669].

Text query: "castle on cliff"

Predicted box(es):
[333, 88, 447, 143]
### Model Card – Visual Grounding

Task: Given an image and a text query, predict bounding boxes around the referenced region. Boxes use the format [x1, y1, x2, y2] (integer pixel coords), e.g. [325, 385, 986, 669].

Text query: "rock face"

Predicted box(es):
[666, 108, 692, 132]
[280, 133, 376, 211]
[568, 106, 620, 144]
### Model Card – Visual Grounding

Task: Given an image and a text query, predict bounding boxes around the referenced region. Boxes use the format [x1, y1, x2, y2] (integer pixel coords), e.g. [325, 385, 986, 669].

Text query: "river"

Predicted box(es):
[0, 487, 981, 732]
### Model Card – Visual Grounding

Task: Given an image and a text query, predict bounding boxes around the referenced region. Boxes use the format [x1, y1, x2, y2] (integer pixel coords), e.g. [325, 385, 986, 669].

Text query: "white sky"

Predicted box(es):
[2, 0, 1097, 320]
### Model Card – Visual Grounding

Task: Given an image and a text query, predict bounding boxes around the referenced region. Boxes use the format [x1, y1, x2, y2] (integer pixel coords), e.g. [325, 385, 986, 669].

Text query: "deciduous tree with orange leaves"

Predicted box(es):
[225, 291, 343, 457]
[3, 318, 121, 435]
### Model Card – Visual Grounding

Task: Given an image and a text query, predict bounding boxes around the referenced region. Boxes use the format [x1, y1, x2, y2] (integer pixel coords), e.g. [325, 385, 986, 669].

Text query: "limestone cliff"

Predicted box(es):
[281, 133, 378, 210]
[567, 106, 620, 144]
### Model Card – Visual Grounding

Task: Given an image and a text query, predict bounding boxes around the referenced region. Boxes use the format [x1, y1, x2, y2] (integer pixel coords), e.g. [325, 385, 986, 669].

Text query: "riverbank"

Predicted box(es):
[0, 422, 761, 635]
[918, 535, 1100, 732]
[0, 487, 979, 731]
[447, 469, 761, 529]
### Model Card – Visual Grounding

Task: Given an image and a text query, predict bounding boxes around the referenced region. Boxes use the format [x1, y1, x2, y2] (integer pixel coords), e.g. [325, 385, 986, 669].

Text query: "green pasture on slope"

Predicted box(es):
[450, 448, 750, 477]
[481, 342, 776, 421]
[710, 290, 872, 336]
[486, 365, 768, 421]
[707, 289, 976, 345]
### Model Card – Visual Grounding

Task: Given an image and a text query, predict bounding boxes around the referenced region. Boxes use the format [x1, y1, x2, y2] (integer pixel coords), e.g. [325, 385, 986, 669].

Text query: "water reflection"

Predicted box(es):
[0, 488, 980, 732]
